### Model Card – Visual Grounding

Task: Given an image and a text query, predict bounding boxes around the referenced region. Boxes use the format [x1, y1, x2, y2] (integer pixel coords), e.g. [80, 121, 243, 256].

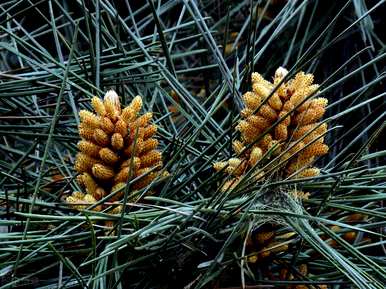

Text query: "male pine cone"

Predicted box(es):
[214, 67, 329, 192]
[67, 90, 163, 211]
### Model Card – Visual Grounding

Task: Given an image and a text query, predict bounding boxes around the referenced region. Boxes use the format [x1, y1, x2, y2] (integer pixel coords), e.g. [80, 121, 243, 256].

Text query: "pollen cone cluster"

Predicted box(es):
[67, 90, 163, 212]
[279, 264, 328, 289]
[214, 67, 329, 192]
[246, 228, 292, 263]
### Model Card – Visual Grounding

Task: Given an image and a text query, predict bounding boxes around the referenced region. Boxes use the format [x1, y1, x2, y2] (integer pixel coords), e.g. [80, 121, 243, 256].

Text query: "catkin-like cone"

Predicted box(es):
[214, 67, 329, 192]
[67, 91, 165, 219]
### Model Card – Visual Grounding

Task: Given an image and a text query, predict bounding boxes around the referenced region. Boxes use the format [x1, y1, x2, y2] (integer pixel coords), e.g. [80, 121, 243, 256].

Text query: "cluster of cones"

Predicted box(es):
[214, 67, 329, 192]
[247, 227, 328, 289]
[66, 90, 164, 213]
